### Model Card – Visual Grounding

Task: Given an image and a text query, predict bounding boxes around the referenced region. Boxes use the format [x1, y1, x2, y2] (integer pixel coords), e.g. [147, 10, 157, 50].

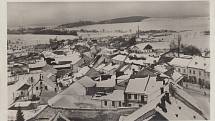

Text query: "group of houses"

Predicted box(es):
[169, 56, 210, 88]
[7, 35, 209, 121]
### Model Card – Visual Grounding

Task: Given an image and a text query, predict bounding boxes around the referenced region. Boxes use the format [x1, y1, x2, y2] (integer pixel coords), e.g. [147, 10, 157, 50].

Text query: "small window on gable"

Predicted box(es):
[195, 62, 198, 65]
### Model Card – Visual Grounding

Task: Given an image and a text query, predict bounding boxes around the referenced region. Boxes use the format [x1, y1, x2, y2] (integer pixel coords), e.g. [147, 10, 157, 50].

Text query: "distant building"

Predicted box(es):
[187, 56, 210, 88]
[93, 90, 124, 108]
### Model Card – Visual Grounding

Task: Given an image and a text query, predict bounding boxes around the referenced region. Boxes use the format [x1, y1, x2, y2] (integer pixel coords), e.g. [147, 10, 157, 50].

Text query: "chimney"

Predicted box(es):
[115, 78, 118, 86]
[160, 96, 167, 112]
[165, 92, 171, 104]
[163, 80, 165, 85]
[160, 87, 164, 94]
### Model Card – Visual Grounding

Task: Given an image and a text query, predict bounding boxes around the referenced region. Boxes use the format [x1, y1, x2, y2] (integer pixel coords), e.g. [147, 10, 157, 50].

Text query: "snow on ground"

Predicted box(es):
[8, 105, 47, 121]
[8, 17, 209, 49]
[7, 34, 78, 46]
[184, 88, 210, 119]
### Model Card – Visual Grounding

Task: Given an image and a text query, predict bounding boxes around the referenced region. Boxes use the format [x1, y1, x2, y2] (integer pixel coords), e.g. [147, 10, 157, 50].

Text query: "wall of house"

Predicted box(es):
[29, 81, 57, 97]
[101, 100, 124, 108]
[187, 68, 206, 84]
[175, 66, 187, 75]
[125, 93, 147, 107]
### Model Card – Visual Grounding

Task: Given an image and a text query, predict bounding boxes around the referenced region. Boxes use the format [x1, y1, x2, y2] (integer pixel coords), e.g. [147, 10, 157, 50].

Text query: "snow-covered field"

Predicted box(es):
[7, 17, 209, 49]
[7, 34, 78, 46]
[68, 17, 209, 32]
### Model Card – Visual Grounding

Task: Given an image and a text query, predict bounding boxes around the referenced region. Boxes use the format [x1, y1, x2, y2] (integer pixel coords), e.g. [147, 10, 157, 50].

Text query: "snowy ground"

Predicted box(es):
[184, 87, 210, 119]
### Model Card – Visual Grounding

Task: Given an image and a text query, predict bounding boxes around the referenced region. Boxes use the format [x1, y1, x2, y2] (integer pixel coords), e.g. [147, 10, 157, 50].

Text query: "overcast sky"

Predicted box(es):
[7, 1, 209, 27]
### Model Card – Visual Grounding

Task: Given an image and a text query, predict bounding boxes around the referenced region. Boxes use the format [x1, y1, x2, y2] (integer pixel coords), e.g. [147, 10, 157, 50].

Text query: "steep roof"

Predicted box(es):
[77, 76, 96, 88]
[123, 89, 206, 121]
[169, 57, 192, 67]
[125, 76, 162, 94]
[93, 90, 124, 101]
[49, 112, 70, 121]
[60, 82, 86, 96]
[188, 56, 210, 71]
[48, 95, 101, 109]
[112, 54, 127, 62]
[131, 68, 157, 79]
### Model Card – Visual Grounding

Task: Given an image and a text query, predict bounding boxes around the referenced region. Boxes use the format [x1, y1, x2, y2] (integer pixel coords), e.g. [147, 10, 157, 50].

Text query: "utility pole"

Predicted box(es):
[137, 25, 140, 38]
[178, 33, 181, 57]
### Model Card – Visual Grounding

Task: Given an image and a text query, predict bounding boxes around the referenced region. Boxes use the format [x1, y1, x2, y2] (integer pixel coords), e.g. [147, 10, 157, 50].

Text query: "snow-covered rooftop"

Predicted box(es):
[188, 56, 210, 71]
[93, 90, 124, 101]
[169, 57, 192, 67]
[96, 75, 116, 87]
[102, 63, 120, 72]
[74, 66, 90, 78]
[112, 54, 127, 62]
[125, 76, 162, 94]
[28, 60, 46, 68]
[77, 76, 96, 88]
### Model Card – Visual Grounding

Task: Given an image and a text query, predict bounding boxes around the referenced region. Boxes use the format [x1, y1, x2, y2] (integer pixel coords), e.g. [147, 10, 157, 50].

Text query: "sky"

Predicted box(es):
[7, 1, 209, 27]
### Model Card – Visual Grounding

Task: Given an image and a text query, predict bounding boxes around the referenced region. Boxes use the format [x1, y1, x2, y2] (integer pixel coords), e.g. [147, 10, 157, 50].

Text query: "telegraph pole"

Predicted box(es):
[178, 33, 181, 57]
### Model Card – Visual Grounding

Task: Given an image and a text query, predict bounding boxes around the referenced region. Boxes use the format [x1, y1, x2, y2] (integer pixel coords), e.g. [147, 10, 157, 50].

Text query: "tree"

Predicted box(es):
[182, 45, 202, 56]
[16, 107, 24, 121]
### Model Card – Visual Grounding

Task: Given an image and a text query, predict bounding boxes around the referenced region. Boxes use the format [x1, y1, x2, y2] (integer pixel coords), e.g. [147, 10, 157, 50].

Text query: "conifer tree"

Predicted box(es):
[16, 107, 25, 121]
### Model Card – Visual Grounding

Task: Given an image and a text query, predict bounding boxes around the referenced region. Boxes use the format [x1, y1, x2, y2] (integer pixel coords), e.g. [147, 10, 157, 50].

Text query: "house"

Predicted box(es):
[93, 90, 124, 108]
[28, 74, 58, 99]
[130, 43, 153, 53]
[169, 57, 192, 76]
[47, 86, 101, 109]
[77, 76, 96, 95]
[85, 67, 101, 79]
[101, 63, 120, 74]
[28, 59, 46, 73]
[74, 66, 91, 78]
[111, 54, 128, 65]
[187, 56, 210, 87]
[95, 75, 117, 93]
[125, 73, 168, 107]
[120, 84, 207, 121]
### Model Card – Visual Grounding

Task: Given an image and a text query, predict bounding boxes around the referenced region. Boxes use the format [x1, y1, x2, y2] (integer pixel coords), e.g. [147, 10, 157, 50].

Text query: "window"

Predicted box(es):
[199, 71, 201, 76]
[134, 94, 137, 99]
[178, 68, 180, 72]
[104, 101, 107, 106]
[119, 102, 121, 107]
[36, 87, 38, 90]
[128, 94, 131, 99]
[190, 70, 192, 74]
[183, 69, 186, 73]
[193, 70, 195, 74]
[45, 86, 48, 90]
[112, 101, 115, 106]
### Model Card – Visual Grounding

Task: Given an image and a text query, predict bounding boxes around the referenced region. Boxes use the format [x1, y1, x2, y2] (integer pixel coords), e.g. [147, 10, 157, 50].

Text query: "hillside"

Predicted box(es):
[58, 16, 149, 28]
[98, 16, 149, 24]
